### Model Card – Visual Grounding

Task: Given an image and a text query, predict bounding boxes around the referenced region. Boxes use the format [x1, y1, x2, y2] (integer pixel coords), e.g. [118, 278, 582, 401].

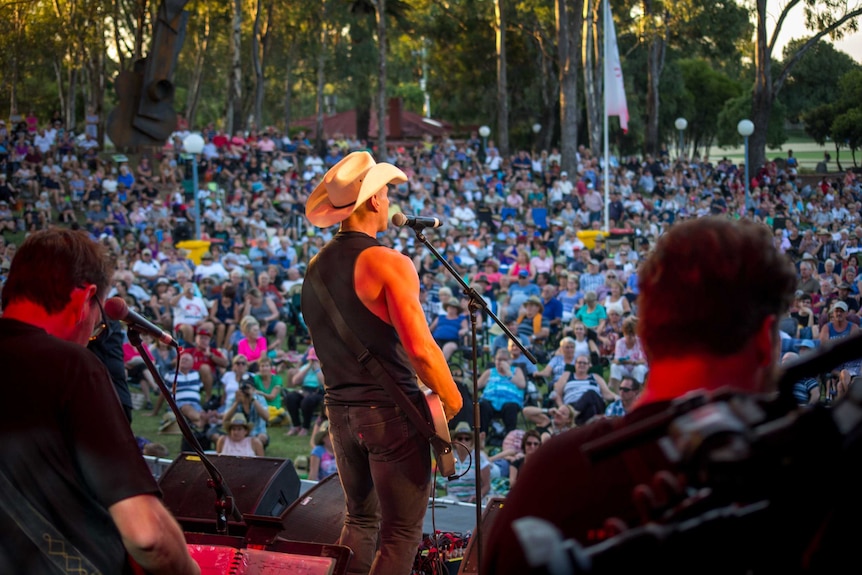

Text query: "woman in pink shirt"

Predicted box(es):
[237, 315, 268, 370]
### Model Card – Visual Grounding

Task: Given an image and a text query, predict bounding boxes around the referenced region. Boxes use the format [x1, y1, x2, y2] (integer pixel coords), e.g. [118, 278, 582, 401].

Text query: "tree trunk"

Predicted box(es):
[315, 23, 326, 153]
[186, 13, 211, 130]
[557, 0, 583, 176]
[67, 67, 77, 129]
[53, 58, 67, 123]
[283, 56, 293, 132]
[375, 0, 387, 158]
[495, 0, 509, 158]
[749, 0, 770, 173]
[643, 0, 665, 157]
[226, 0, 243, 134]
[538, 33, 559, 152]
[583, 0, 602, 156]
[252, 0, 264, 130]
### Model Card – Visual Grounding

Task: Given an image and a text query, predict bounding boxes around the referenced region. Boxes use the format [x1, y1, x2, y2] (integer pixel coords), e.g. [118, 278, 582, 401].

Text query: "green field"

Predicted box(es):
[130, 397, 314, 474]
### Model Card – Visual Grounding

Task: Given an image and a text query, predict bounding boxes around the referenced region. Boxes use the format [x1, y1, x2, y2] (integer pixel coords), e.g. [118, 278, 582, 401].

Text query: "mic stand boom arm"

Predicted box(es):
[410, 226, 537, 574]
[126, 330, 242, 534]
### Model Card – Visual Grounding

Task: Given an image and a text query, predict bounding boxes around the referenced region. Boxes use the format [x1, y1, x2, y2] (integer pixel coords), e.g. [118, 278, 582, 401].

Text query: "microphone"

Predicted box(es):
[104, 297, 178, 347]
[392, 212, 442, 230]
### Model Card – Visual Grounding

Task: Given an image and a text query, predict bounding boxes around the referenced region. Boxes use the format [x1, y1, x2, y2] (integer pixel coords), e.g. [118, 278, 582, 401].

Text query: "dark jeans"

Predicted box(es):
[478, 399, 521, 435]
[327, 401, 431, 575]
[284, 388, 324, 429]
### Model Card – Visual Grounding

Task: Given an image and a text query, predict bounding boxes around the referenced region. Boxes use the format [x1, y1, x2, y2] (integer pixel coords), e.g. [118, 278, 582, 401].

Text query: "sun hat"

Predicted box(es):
[312, 420, 331, 446]
[305, 151, 407, 228]
[227, 413, 253, 431]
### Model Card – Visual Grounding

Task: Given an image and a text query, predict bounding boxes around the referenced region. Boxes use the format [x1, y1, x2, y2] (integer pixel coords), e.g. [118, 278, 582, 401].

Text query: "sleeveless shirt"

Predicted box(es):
[302, 232, 419, 406]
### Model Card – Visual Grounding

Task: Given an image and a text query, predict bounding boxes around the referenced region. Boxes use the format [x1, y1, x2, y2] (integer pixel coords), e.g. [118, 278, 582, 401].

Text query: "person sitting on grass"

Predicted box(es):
[223, 380, 270, 448]
[308, 420, 337, 481]
[216, 413, 264, 457]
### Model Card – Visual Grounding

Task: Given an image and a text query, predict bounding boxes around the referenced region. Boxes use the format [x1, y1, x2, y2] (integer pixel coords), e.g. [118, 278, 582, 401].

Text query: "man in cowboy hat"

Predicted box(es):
[302, 152, 462, 575]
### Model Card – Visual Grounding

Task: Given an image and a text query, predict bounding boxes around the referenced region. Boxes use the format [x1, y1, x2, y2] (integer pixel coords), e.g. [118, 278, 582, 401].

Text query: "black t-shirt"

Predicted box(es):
[0, 319, 159, 574]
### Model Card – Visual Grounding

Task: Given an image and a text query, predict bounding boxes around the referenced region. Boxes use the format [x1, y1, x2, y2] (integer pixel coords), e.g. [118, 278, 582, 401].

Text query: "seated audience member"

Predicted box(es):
[609, 316, 648, 391]
[236, 315, 268, 370]
[243, 288, 287, 351]
[536, 336, 578, 383]
[483, 218, 797, 575]
[782, 350, 821, 406]
[221, 354, 253, 411]
[523, 404, 576, 443]
[253, 355, 287, 425]
[184, 327, 228, 405]
[308, 420, 337, 481]
[478, 348, 527, 436]
[223, 379, 270, 448]
[604, 375, 642, 417]
[171, 352, 205, 428]
[553, 352, 617, 425]
[430, 300, 466, 361]
[208, 285, 241, 348]
[508, 429, 542, 488]
[443, 422, 492, 504]
[216, 413, 264, 457]
[284, 346, 325, 436]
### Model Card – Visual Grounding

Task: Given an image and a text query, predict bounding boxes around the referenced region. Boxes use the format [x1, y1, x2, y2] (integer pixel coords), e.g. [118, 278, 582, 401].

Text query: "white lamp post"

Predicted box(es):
[674, 117, 687, 159]
[478, 125, 490, 150]
[737, 119, 755, 211]
[183, 133, 205, 240]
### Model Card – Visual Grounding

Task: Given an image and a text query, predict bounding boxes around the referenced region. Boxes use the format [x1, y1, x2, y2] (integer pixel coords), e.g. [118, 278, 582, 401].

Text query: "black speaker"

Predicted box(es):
[458, 497, 506, 575]
[279, 473, 346, 544]
[159, 453, 301, 529]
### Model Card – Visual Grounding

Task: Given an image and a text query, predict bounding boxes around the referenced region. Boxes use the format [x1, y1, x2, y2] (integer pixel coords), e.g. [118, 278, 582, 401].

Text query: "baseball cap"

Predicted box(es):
[518, 269, 529, 278]
[833, 301, 849, 312]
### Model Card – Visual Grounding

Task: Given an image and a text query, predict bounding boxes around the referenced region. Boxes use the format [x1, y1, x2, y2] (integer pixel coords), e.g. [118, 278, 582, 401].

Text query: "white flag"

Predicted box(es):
[605, 3, 629, 133]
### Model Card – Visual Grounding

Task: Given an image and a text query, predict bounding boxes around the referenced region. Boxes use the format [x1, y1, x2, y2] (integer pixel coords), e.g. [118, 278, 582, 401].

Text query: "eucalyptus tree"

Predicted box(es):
[749, 0, 862, 171]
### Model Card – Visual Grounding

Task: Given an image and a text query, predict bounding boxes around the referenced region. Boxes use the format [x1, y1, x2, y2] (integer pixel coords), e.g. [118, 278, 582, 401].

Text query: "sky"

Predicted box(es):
[773, 2, 862, 63]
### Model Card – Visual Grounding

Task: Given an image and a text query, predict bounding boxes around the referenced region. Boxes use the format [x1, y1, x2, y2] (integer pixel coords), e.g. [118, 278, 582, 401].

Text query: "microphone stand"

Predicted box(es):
[407, 223, 536, 573]
[126, 330, 242, 534]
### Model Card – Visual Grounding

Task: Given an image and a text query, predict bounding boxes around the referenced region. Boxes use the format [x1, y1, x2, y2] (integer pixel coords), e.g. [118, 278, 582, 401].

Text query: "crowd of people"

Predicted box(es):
[2, 115, 861, 466]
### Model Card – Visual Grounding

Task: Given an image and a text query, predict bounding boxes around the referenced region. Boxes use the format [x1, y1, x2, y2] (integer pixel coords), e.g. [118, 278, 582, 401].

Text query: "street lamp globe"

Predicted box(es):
[737, 119, 754, 137]
[183, 133, 204, 154]
[674, 117, 687, 131]
[478, 125, 491, 138]
[532, 123, 542, 134]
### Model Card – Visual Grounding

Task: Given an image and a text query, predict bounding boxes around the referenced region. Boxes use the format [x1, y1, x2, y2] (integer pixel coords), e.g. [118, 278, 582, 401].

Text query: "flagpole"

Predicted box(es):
[603, 0, 610, 233]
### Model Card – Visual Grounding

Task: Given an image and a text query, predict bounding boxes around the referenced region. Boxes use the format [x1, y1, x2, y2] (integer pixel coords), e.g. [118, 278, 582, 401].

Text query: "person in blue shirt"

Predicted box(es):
[541, 283, 564, 338]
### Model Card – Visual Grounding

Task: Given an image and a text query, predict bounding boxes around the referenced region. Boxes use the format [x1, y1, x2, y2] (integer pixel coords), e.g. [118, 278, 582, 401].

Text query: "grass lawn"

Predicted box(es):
[130, 399, 315, 474]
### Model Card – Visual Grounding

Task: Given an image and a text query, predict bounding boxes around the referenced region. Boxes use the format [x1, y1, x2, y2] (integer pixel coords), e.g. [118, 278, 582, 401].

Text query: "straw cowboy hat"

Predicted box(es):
[306, 151, 407, 228]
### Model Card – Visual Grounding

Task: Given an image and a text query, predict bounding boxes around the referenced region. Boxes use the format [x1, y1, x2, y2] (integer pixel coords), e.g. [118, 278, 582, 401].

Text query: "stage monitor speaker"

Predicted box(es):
[159, 453, 301, 527]
[458, 497, 505, 575]
[279, 473, 346, 545]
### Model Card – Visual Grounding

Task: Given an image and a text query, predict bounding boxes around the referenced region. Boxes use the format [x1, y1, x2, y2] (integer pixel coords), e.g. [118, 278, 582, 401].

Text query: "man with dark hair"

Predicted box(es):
[302, 152, 462, 575]
[482, 218, 797, 575]
[0, 228, 199, 575]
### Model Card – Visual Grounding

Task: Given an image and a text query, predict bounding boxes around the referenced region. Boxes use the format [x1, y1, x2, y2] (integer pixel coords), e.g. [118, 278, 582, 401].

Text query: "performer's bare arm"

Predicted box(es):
[110, 495, 200, 575]
[356, 247, 463, 419]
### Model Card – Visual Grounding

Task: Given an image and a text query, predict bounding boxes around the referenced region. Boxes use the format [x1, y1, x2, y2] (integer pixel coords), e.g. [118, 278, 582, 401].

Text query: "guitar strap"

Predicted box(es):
[0, 468, 103, 575]
[307, 266, 452, 458]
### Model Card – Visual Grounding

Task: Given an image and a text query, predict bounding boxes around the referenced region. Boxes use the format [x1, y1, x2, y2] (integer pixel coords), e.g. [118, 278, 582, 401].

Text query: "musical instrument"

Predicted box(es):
[424, 388, 456, 478]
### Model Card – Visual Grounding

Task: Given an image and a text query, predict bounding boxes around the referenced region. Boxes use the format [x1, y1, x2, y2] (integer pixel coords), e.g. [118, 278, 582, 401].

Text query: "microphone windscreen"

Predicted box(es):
[104, 297, 130, 321]
[392, 212, 407, 227]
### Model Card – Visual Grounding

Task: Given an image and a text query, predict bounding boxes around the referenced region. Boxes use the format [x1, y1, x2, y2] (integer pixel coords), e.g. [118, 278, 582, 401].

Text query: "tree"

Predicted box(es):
[557, 0, 583, 176]
[716, 94, 787, 151]
[494, 0, 510, 157]
[750, 0, 862, 171]
[780, 38, 859, 122]
[831, 108, 862, 167]
[678, 58, 742, 156]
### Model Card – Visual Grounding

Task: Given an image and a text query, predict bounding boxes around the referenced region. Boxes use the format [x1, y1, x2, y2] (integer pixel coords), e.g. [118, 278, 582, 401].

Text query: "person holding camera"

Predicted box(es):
[223, 374, 270, 448]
